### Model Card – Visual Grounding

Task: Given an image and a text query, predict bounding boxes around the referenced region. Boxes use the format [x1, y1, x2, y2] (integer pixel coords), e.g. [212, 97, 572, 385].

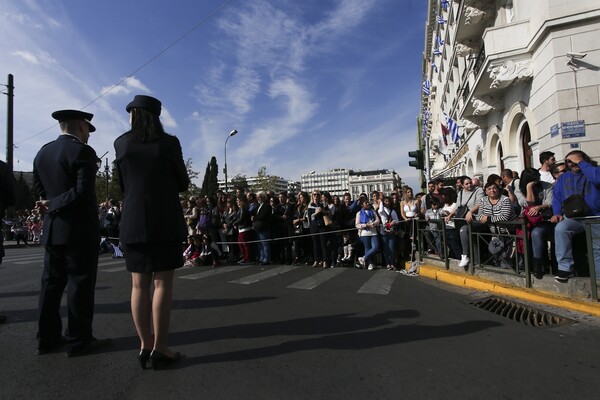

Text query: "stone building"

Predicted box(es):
[420, 0, 600, 181]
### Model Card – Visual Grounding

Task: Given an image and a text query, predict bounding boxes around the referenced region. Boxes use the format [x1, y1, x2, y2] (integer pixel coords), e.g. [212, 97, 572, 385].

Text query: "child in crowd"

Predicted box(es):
[424, 197, 442, 255]
[183, 235, 202, 267]
[198, 233, 222, 268]
[340, 232, 353, 262]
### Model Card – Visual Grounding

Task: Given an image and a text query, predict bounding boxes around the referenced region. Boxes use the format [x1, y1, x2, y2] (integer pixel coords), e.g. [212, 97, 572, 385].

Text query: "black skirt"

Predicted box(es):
[122, 241, 184, 273]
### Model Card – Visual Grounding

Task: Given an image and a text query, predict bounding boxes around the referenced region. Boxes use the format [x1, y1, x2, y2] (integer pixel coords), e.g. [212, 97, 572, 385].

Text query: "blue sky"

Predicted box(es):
[0, 0, 426, 191]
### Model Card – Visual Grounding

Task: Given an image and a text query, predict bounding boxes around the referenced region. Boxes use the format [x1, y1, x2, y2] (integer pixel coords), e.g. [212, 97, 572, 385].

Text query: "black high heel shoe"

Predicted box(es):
[138, 349, 151, 369]
[150, 350, 182, 370]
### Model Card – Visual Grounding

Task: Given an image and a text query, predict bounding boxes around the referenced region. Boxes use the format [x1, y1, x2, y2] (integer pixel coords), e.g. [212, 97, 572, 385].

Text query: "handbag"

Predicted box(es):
[562, 181, 590, 218]
[562, 194, 589, 218]
[455, 190, 475, 219]
[323, 215, 333, 226]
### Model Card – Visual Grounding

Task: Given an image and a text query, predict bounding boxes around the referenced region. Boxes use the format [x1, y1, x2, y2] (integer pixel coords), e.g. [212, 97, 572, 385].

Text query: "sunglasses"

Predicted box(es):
[565, 159, 578, 166]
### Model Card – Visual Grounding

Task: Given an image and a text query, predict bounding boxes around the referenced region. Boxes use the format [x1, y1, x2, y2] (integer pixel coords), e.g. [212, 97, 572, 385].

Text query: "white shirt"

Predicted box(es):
[539, 169, 555, 185]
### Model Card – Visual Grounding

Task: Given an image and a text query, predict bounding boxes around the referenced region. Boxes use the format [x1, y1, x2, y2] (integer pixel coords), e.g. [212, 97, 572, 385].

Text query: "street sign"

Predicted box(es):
[550, 123, 559, 138]
[561, 120, 585, 138]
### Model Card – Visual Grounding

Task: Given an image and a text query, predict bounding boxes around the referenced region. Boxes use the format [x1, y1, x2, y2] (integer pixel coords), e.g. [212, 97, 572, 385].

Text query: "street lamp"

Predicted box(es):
[224, 129, 238, 193]
[104, 157, 110, 200]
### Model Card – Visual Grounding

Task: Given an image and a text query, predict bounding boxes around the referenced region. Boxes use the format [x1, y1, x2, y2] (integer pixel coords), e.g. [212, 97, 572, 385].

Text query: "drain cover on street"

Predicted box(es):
[470, 296, 575, 327]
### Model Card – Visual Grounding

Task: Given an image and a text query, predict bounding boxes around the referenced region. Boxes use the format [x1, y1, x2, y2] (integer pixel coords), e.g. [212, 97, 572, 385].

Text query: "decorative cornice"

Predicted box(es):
[487, 59, 533, 89]
[472, 95, 504, 115]
[463, 6, 486, 25]
[460, 118, 480, 133]
[455, 39, 482, 57]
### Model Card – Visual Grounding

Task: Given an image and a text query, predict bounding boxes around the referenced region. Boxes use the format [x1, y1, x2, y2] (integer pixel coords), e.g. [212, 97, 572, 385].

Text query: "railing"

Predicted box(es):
[415, 216, 600, 302]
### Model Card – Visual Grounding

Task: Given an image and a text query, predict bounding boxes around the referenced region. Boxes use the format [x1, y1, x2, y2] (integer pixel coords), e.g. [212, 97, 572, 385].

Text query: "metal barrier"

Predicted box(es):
[416, 215, 600, 301]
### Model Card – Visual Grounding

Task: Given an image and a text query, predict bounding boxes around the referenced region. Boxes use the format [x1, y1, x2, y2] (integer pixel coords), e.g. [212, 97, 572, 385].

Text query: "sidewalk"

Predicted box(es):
[2, 240, 42, 249]
[411, 258, 600, 318]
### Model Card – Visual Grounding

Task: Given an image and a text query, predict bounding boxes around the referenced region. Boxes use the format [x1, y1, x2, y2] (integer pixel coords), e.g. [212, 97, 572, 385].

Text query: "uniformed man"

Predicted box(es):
[0, 159, 16, 324]
[33, 109, 111, 356]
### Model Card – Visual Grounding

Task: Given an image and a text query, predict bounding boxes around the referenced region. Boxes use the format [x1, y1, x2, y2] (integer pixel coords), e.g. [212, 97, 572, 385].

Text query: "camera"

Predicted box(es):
[567, 52, 587, 59]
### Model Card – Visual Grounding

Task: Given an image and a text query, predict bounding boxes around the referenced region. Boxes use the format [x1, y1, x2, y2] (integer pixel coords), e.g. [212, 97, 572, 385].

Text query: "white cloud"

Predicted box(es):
[99, 76, 151, 97]
[161, 108, 178, 130]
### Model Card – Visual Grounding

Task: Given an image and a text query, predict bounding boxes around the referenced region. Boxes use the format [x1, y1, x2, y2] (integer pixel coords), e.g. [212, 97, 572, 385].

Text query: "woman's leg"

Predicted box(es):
[152, 270, 176, 356]
[364, 235, 380, 263]
[131, 272, 153, 350]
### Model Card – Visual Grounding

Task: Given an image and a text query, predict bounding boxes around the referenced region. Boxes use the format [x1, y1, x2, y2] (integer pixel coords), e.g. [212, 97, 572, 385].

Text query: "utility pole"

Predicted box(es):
[4, 74, 14, 172]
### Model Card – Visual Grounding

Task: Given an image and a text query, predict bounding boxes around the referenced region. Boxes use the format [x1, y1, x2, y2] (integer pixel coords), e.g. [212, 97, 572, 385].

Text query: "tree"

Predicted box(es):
[182, 158, 200, 199]
[230, 174, 249, 193]
[95, 163, 122, 203]
[199, 156, 219, 197]
[14, 172, 35, 211]
[200, 161, 210, 197]
[250, 166, 281, 193]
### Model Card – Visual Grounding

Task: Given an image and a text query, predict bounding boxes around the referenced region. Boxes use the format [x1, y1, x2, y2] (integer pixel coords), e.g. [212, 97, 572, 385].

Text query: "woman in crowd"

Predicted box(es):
[184, 197, 199, 237]
[514, 167, 554, 279]
[222, 198, 239, 263]
[378, 196, 400, 270]
[292, 191, 311, 265]
[307, 190, 327, 268]
[399, 186, 420, 261]
[459, 182, 517, 268]
[115, 94, 189, 369]
[441, 187, 462, 259]
[233, 195, 253, 265]
[355, 200, 380, 270]
[332, 194, 347, 265]
[320, 192, 336, 268]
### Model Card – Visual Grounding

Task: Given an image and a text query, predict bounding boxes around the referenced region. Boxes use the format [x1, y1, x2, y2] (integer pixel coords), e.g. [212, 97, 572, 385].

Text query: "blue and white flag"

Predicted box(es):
[440, 0, 449, 11]
[436, 34, 444, 48]
[447, 115, 460, 144]
[431, 60, 438, 73]
[436, 14, 446, 25]
[423, 80, 431, 96]
[433, 48, 442, 56]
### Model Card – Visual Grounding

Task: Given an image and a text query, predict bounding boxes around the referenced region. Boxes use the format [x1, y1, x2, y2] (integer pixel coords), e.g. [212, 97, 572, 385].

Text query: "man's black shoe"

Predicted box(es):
[36, 336, 68, 355]
[555, 270, 575, 283]
[66, 337, 112, 358]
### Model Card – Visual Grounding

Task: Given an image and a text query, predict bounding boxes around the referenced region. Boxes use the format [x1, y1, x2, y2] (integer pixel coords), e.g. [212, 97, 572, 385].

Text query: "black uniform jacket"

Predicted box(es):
[114, 131, 189, 244]
[33, 135, 100, 245]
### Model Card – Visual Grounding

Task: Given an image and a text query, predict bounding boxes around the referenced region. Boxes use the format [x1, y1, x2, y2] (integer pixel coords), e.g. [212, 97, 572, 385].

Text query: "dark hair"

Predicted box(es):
[500, 169, 513, 178]
[566, 150, 598, 166]
[539, 151, 555, 164]
[486, 174, 502, 184]
[460, 176, 472, 185]
[321, 191, 332, 203]
[430, 197, 441, 207]
[484, 182, 500, 191]
[551, 162, 566, 175]
[130, 108, 165, 142]
[441, 187, 457, 205]
[519, 167, 541, 194]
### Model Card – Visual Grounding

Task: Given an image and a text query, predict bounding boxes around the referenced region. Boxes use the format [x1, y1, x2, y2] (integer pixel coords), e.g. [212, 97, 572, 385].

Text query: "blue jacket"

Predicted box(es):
[552, 161, 600, 216]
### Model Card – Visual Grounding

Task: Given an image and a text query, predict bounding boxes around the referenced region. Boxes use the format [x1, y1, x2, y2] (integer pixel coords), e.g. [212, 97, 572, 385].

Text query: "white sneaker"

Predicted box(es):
[459, 255, 469, 268]
[358, 257, 365, 266]
[368, 264, 375, 270]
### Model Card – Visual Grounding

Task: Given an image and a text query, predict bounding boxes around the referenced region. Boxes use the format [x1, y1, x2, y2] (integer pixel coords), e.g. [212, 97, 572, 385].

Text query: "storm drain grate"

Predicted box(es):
[470, 296, 575, 327]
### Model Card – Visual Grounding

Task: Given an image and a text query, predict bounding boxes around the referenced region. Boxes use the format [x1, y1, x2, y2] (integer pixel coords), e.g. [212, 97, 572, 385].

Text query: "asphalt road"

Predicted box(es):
[1, 245, 599, 400]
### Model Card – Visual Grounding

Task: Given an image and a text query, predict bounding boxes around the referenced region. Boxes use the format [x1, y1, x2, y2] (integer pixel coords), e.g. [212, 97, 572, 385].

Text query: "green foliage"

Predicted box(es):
[14, 172, 35, 211]
[199, 156, 219, 197]
[230, 174, 249, 193]
[250, 166, 281, 193]
[182, 158, 200, 199]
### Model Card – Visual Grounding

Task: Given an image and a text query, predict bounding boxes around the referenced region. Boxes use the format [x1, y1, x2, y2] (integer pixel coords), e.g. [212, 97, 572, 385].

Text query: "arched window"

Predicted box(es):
[521, 122, 532, 169]
[498, 143, 505, 172]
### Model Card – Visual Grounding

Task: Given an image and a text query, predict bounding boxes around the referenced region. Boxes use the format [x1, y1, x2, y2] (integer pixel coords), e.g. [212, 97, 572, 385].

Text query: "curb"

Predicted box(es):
[415, 263, 600, 317]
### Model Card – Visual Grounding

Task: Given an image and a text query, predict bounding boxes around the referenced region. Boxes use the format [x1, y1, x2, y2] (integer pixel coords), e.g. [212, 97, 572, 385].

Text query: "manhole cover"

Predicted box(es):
[470, 296, 575, 327]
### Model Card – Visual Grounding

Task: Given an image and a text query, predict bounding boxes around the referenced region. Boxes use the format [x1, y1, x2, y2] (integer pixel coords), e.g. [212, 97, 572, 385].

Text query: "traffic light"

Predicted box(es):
[408, 150, 425, 170]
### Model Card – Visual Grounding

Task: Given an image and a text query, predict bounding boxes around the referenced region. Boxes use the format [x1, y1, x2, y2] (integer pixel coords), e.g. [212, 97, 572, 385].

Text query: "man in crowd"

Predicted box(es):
[33, 109, 111, 356]
[551, 150, 600, 283]
[539, 151, 556, 184]
[252, 191, 272, 265]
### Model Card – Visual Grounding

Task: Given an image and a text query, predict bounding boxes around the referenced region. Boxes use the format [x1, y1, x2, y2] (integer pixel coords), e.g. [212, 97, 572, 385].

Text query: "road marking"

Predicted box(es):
[98, 259, 126, 267]
[357, 270, 398, 295]
[229, 265, 302, 285]
[4, 255, 45, 262]
[13, 257, 46, 264]
[179, 265, 251, 280]
[287, 268, 346, 290]
[102, 266, 127, 272]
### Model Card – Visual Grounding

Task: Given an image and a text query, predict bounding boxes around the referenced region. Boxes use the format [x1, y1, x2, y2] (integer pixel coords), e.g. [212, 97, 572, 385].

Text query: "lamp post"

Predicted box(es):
[224, 129, 238, 193]
[104, 157, 110, 200]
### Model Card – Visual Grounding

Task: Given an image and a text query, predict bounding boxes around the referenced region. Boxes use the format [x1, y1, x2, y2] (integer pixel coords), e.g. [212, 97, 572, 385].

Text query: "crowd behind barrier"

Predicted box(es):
[3, 151, 599, 302]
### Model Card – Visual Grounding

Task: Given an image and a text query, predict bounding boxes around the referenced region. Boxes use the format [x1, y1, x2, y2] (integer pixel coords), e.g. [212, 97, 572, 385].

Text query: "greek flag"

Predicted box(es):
[436, 34, 444, 48]
[437, 14, 446, 25]
[423, 80, 431, 96]
[433, 48, 442, 56]
[440, 0, 449, 11]
[431, 60, 438, 73]
[447, 115, 460, 144]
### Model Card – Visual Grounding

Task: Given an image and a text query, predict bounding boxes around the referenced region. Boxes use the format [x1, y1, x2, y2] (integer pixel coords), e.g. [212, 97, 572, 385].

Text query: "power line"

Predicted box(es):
[16, 0, 235, 145]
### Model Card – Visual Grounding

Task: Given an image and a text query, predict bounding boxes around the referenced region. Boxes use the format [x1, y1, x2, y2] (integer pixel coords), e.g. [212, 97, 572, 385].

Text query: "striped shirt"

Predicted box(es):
[476, 195, 516, 233]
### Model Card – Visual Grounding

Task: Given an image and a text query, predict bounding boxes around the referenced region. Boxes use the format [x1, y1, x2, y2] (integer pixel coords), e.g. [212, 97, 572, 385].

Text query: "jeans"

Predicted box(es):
[530, 222, 553, 260]
[381, 234, 396, 265]
[555, 218, 600, 275]
[360, 235, 380, 264]
[256, 230, 271, 263]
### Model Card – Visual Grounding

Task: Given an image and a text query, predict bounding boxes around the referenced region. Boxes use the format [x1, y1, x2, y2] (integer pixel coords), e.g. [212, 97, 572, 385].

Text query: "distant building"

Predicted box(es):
[218, 175, 289, 193]
[287, 181, 302, 195]
[301, 169, 350, 197]
[300, 168, 403, 197]
[348, 169, 403, 197]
